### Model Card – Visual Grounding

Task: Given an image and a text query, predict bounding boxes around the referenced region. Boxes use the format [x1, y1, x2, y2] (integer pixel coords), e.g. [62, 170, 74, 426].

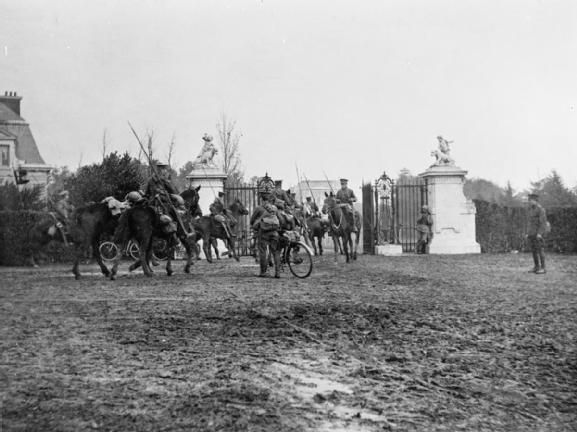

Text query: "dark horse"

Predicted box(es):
[322, 192, 361, 262]
[193, 197, 249, 263]
[306, 216, 328, 256]
[28, 203, 118, 279]
[109, 189, 201, 279]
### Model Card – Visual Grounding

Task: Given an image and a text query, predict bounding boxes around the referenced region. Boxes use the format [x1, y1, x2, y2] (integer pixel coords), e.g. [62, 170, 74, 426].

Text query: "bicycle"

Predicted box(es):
[99, 238, 168, 263]
[278, 230, 314, 278]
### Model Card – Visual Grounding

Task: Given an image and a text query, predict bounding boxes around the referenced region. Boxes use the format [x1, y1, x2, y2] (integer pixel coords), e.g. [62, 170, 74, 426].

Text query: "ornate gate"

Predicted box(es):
[223, 183, 258, 257]
[362, 177, 428, 253]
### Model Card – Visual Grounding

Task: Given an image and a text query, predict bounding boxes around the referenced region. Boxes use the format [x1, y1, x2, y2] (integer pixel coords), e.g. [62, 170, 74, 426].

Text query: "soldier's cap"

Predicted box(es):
[306, 196, 312, 200]
[274, 180, 282, 186]
[528, 193, 539, 200]
[218, 191, 225, 197]
[155, 161, 169, 168]
[421, 205, 430, 212]
[340, 178, 348, 183]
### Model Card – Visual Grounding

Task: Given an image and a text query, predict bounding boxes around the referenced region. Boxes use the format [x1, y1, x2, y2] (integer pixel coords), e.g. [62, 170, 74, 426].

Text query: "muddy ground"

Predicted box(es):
[1, 253, 576, 431]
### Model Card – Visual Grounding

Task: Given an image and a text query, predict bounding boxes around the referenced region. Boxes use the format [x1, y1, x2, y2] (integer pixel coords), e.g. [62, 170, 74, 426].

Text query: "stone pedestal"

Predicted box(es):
[419, 165, 481, 254]
[186, 166, 228, 258]
[376, 244, 403, 256]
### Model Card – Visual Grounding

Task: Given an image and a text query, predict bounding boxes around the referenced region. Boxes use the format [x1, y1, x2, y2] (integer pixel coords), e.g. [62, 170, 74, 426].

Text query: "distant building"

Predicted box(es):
[0, 91, 52, 189]
[290, 179, 341, 206]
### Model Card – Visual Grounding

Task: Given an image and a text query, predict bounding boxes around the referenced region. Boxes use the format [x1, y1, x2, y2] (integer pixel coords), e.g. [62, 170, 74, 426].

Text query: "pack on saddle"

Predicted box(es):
[209, 191, 235, 239]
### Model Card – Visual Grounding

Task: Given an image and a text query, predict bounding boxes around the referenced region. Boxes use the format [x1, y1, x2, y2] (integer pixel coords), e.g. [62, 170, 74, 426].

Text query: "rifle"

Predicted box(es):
[322, 170, 335, 195]
[127, 122, 190, 236]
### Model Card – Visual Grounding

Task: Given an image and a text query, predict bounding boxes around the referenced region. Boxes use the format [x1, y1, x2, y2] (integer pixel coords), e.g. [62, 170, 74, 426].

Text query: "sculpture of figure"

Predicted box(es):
[431, 135, 455, 166]
[192, 134, 218, 168]
[376, 171, 392, 244]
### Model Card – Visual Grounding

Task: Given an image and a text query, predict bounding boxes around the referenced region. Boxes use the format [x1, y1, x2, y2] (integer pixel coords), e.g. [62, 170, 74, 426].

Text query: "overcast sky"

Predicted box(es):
[2, 0, 576, 191]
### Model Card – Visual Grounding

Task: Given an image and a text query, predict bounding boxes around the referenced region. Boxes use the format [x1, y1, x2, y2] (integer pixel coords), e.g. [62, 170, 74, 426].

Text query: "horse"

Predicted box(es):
[28, 203, 118, 279]
[192, 197, 249, 263]
[306, 216, 328, 256]
[322, 192, 361, 262]
[109, 192, 200, 279]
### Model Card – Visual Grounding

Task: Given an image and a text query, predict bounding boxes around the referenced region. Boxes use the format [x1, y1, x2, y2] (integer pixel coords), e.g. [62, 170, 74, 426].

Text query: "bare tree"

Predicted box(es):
[216, 113, 244, 185]
[101, 129, 108, 161]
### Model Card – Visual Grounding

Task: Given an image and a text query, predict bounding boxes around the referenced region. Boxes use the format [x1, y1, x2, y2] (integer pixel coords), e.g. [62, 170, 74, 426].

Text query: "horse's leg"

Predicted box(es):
[211, 237, 220, 259]
[343, 234, 350, 263]
[165, 234, 177, 276]
[318, 235, 323, 256]
[183, 237, 195, 274]
[309, 231, 317, 256]
[227, 236, 239, 262]
[138, 234, 153, 277]
[203, 236, 213, 263]
[331, 232, 339, 263]
[92, 237, 111, 277]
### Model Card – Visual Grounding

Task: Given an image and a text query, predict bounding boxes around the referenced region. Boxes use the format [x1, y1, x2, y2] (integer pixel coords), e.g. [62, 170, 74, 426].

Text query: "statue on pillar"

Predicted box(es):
[192, 134, 219, 168]
[430, 135, 455, 166]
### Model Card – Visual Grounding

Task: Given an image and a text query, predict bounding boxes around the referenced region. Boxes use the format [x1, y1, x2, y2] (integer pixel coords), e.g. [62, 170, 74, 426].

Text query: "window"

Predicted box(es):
[0, 145, 9, 167]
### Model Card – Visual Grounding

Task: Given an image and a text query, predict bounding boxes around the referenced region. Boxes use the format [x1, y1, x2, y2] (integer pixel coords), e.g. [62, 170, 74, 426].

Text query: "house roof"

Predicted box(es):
[0, 102, 24, 122]
[0, 101, 46, 165]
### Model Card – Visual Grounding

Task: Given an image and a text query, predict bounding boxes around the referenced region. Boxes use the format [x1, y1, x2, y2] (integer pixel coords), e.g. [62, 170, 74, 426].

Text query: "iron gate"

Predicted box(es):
[362, 178, 428, 253]
[223, 183, 258, 257]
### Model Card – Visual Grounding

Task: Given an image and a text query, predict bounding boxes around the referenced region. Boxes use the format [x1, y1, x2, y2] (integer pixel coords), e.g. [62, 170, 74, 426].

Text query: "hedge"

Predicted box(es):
[474, 200, 577, 254]
[0, 211, 76, 266]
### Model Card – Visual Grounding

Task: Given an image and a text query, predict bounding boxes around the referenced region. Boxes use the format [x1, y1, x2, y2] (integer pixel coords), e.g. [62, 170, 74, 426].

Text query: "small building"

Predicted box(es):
[0, 91, 53, 190]
[290, 179, 341, 207]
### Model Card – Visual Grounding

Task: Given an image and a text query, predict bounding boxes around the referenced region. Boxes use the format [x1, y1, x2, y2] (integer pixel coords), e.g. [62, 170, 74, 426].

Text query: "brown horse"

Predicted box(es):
[28, 203, 118, 279]
[109, 188, 201, 279]
[192, 197, 249, 263]
[322, 192, 361, 262]
[306, 216, 328, 256]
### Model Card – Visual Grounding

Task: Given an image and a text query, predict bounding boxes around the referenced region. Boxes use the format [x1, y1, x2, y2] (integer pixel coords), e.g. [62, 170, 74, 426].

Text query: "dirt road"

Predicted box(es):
[1, 253, 576, 431]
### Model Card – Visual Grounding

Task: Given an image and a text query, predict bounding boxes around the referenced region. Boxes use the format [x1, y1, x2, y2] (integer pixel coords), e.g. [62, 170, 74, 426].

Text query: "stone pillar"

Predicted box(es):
[186, 166, 228, 258]
[419, 165, 481, 254]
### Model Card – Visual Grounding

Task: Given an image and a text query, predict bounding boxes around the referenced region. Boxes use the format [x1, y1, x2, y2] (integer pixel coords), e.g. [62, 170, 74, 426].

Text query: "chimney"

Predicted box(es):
[0, 91, 22, 116]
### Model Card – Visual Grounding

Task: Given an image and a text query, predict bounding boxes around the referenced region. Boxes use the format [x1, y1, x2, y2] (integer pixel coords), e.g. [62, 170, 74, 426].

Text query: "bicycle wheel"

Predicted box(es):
[286, 240, 313, 278]
[152, 238, 169, 261]
[99, 241, 120, 262]
[128, 241, 140, 260]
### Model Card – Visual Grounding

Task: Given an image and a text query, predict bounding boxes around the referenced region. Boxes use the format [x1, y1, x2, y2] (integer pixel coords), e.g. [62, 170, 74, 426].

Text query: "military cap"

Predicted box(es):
[274, 180, 283, 186]
[528, 193, 539, 200]
[340, 178, 348, 183]
[218, 191, 225, 198]
[306, 196, 312, 200]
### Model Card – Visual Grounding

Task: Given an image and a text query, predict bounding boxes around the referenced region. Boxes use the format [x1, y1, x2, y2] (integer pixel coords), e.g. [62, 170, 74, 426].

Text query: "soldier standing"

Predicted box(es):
[527, 193, 548, 274]
[335, 178, 359, 232]
[415, 205, 433, 254]
[251, 189, 281, 278]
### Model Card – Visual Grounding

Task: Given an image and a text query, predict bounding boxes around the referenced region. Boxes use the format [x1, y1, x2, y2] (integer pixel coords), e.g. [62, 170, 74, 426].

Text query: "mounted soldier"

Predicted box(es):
[272, 180, 291, 204]
[335, 178, 359, 233]
[52, 190, 75, 244]
[144, 161, 181, 238]
[209, 191, 234, 240]
[303, 196, 320, 218]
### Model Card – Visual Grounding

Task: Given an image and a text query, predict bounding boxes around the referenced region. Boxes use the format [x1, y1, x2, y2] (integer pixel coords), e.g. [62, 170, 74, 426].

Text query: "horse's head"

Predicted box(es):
[322, 192, 337, 214]
[229, 198, 249, 216]
[181, 186, 201, 214]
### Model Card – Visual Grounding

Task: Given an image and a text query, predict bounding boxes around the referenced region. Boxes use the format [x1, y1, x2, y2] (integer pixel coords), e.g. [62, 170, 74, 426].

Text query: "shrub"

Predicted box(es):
[474, 200, 577, 253]
[0, 211, 76, 266]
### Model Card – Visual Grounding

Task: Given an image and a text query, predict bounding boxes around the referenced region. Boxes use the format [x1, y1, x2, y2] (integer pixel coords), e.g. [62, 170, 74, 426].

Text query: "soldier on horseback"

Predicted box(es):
[53, 190, 75, 244]
[303, 196, 320, 218]
[335, 178, 359, 233]
[209, 191, 234, 240]
[144, 161, 181, 236]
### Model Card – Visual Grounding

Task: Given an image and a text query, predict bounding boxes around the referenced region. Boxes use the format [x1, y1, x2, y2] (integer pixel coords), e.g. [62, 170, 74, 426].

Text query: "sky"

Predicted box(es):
[1, 0, 576, 192]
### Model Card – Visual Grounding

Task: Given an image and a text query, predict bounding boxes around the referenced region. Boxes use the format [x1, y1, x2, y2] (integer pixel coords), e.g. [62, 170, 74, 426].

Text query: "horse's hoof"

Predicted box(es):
[184, 266, 190, 274]
[74, 274, 80, 280]
[166, 271, 173, 277]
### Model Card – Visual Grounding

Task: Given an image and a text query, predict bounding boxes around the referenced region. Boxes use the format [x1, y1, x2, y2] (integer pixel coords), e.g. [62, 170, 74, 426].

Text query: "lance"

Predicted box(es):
[128, 122, 190, 236]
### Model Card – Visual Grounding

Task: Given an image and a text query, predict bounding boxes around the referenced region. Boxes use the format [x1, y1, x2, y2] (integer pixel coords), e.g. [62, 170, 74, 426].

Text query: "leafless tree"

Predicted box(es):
[167, 132, 176, 169]
[216, 113, 244, 185]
